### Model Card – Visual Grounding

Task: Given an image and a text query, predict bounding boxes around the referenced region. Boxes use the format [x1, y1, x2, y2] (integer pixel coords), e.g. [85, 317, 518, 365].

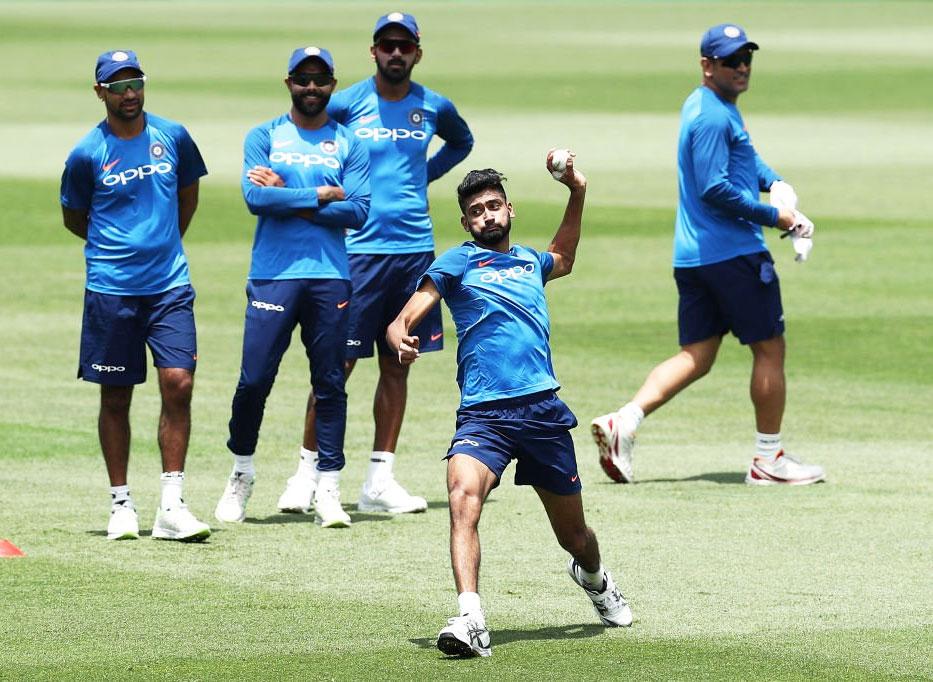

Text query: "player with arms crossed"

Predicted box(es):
[387, 155, 632, 658]
[213, 47, 370, 528]
[292, 12, 474, 516]
[60, 50, 210, 542]
[591, 24, 823, 486]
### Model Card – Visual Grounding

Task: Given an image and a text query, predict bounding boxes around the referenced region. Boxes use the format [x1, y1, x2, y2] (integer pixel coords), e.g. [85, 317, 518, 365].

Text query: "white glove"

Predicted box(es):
[769, 180, 798, 210]
[790, 209, 814, 238]
[791, 235, 813, 262]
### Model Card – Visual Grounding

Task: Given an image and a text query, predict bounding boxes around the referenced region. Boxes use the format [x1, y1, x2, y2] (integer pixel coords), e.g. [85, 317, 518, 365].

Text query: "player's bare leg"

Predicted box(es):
[593, 336, 720, 482]
[152, 367, 209, 541]
[748, 335, 785, 433]
[99, 385, 133, 486]
[537, 487, 633, 627]
[373, 354, 408, 452]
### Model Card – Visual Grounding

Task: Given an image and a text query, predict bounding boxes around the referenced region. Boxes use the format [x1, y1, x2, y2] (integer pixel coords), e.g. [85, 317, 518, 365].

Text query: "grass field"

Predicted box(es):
[1, 1, 932, 679]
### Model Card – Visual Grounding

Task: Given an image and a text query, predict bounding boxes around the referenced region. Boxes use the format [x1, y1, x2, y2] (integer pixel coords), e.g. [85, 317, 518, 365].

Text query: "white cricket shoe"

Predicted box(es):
[358, 477, 427, 513]
[591, 411, 635, 483]
[107, 502, 139, 541]
[437, 613, 492, 658]
[277, 473, 316, 513]
[745, 450, 826, 486]
[567, 558, 633, 627]
[214, 472, 254, 523]
[314, 481, 351, 528]
[152, 504, 211, 542]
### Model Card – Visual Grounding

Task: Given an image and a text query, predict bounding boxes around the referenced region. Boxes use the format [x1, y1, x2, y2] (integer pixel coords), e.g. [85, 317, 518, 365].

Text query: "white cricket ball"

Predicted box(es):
[550, 148, 570, 180]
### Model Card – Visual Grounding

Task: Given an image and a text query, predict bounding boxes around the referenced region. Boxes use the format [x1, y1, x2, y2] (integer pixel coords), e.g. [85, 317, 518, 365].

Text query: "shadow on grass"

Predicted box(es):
[410, 622, 605, 653]
[635, 471, 745, 485]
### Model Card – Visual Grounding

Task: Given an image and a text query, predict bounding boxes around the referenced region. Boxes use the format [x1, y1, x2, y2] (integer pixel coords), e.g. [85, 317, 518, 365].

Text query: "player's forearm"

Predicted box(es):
[177, 182, 200, 237]
[242, 183, 320, 216]
[61, 207, 89, 240]
[310, 194, 370, 230]
[701, 180, 779, 226]
[427, 142, 472, 183]
[548, 185, 586, 274]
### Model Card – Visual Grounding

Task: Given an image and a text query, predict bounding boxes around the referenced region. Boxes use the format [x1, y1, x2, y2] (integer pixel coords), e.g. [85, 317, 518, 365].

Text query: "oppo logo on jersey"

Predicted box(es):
[355, 127, 427, 142]
[479, 263, 537, 284]
[103, 162, 172, 186]
[269, 151, 340, 169]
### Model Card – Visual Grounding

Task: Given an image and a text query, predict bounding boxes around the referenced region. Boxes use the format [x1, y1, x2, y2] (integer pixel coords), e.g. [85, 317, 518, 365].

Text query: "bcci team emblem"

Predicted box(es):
[150, 142, 165, 159]
[408, 108, 424, 127]
[320, 140, 338, 155]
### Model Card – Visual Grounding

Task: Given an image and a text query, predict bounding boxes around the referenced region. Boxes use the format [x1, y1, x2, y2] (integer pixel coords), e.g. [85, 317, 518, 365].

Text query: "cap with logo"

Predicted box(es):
[700, 23, 759, 59]
[288, 46, 335, 75]
[373, 11, 420, 43]
[96, 50, 144, 83]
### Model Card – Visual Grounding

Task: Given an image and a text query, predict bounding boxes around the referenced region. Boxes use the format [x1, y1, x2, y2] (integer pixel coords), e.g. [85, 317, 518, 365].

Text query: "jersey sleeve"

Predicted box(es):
[241, 125, 320, 216]
[419, 245, 470, 298]
[691, 114, 779, 226]
[754, 152, 781, 192]
[426, 97, 474, 183]
[326, 89, 350, 125]
[174, 125, 208, 188]
[537, 248, 555, 282]
[311, 133, 371, 231]
[60, 147, 94, 211]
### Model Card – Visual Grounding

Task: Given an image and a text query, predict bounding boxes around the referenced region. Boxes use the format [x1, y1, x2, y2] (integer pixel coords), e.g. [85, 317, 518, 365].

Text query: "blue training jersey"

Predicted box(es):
[328, 77, 473, 254]
[674, 86, 782, 267]
[421, 242, 559, 408]
[242, 114, 370, 281]
[60, 113, 207, 295]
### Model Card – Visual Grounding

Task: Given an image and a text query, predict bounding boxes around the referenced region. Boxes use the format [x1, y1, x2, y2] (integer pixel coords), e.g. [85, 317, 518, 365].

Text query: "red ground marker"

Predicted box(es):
[0, 539, 25, 557]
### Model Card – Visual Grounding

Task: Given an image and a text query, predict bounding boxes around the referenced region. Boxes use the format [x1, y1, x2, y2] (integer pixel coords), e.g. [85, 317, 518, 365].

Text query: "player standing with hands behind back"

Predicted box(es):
[288, 12, 474, 517]
[388, 152, 632, 658]
[60, 50, 211, 542]
[591, 24, 824, 487]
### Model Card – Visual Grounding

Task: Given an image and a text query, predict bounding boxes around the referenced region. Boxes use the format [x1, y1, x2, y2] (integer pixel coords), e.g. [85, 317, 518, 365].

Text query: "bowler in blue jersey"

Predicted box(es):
[303, 12, 474, 515]
[60, 50, 210, 543]
[213, 47, 370, 529]
[591, 24, 825, 488]
[388, 159, 632, 658]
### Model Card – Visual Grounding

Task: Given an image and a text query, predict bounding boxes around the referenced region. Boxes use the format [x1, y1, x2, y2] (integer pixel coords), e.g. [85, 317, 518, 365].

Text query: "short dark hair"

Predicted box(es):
[457, 169, 508, 213]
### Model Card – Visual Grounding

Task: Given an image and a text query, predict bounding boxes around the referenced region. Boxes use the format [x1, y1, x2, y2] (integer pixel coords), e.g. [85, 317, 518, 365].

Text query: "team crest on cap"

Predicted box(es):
[320, 140, 338, 155]
[408, 108, 424, 126]
[388, 11, 405, 21]
[150, 142, 165, 159]
[111, 51, 129, 62]
[304, 47, 321, 57]
[724, 26, 741, 38]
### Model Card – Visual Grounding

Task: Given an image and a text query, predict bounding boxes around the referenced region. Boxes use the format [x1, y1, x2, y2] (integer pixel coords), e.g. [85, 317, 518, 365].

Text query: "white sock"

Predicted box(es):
[297, 447, 318, 479]
[619, 402, 645, 433]
[317, 469, 340, 487]
[233, 454, 255, 478]
[366, 451, 394, 487]
[160, 471, 184, 510]
[458, 591, 483, 619]
[110, 485, 131, 507]
[756, 432, 782, 460]
[579, 562, 606, 591]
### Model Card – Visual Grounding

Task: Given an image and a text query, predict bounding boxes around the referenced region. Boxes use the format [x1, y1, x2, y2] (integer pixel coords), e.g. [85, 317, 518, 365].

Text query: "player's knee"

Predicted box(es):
[100, 386, 132, 413]
[448, 484, 482, 526]
[161, 371, 193, 404]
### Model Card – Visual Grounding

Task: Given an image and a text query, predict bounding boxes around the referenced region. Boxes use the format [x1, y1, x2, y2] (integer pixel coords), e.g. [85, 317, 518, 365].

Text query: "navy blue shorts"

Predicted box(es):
[79, 284, 197, 386]
[347, 251, 443, 359]
[675, 252, 785, 346]
[445, 390, 582, 495]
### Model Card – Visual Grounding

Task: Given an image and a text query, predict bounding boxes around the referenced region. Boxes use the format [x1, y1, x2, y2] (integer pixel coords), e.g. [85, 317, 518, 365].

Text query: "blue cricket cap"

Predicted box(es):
[373, 11, 420, 43]
[700, 23, 759, 59]
[288, 46, 335, 75]
[95, 50, 144, 83]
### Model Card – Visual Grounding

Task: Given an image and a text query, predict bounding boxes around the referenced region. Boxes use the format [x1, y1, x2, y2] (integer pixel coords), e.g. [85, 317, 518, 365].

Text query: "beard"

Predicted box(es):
[107, 97, 143, 122]
[376, 58, 413, 84]
[471, 218, 512, 247]
[291, 90, 330, 117]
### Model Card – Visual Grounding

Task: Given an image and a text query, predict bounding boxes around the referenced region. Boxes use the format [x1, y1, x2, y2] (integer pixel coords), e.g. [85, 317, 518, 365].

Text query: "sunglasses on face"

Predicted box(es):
[289, 72, 334, 87]
[375, 38, 418, 55]
[719, 51, 753, 69]
[99, 75, 147, 94]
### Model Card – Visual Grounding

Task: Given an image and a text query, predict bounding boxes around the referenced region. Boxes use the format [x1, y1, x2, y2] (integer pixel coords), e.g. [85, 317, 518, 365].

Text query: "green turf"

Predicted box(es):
[1, 1, 932, 679]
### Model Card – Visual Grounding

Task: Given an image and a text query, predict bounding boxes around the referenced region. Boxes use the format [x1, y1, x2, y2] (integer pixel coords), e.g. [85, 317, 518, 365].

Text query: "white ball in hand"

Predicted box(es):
[550, 149, 571, 180]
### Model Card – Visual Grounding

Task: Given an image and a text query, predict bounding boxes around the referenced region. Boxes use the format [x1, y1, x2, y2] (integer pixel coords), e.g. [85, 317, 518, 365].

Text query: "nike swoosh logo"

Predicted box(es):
[272, 139, 294, 149]
[477, 259, 495, 267]
[570, 475, 578, 482]
[430, 332, 443, 341]
[358, 114, 379, 125]
[102, 159, 120, 172]
[336, 300, 349, 309]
